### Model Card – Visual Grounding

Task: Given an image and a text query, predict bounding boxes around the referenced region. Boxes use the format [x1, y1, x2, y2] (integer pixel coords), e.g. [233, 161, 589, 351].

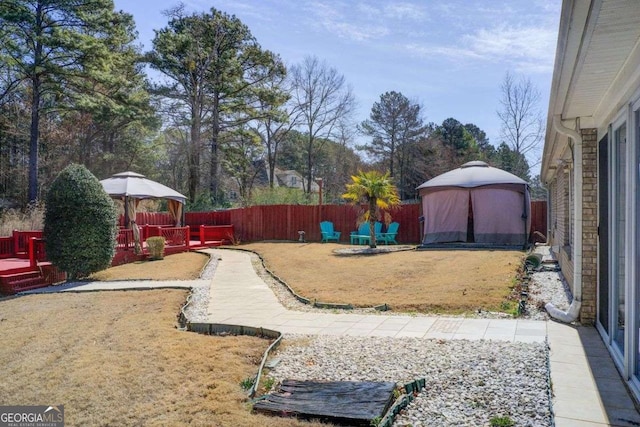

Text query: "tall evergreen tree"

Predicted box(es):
[0, 0, 141, 202]
[435, 118, 470, 153]
[492, 142, 531, 181]
[147, 6, 286, 205]
[221, 124, 263, 205]
[359, 91, 426, 199]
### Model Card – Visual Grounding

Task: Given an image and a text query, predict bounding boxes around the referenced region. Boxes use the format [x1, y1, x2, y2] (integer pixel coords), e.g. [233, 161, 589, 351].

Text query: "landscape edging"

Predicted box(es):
[222, 246, 390, 311]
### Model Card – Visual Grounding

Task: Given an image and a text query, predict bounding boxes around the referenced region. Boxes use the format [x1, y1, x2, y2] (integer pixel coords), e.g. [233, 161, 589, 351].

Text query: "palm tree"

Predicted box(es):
[343, 170, 401, 248]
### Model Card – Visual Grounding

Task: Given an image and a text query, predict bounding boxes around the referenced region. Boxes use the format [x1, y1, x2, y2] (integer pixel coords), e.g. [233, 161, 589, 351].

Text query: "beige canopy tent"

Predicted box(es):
[100, 171, 187, 253]
[417, 161, 530, 248]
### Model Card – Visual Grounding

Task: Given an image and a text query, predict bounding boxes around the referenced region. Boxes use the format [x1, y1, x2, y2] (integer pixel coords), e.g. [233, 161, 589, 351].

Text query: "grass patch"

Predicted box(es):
[242, 242, 524, 314]
[89, 251, 209, 281]
[0, 290, 326, 427]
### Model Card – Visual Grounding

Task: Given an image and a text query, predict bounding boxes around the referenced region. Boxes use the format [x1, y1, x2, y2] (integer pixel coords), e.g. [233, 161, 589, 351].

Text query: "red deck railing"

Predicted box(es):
[0, 231, 65, 295]
[115, 226, 191, 251]
[0, 231, 46, 265]
[13, 230, 43, 257]
[0, 236, 12, 258]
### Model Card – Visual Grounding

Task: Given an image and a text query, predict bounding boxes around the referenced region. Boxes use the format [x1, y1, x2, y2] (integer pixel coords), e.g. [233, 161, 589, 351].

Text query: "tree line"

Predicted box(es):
[0, 1, 544, 210]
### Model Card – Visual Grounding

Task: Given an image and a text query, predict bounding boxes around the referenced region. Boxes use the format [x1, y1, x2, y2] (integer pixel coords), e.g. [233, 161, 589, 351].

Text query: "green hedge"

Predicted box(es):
[44, 164, 118, 280]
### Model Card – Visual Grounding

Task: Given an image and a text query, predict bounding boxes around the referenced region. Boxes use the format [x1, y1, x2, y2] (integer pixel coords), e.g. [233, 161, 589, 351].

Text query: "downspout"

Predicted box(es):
[545, 115, 582, 322]
[523, 183, 528, 250]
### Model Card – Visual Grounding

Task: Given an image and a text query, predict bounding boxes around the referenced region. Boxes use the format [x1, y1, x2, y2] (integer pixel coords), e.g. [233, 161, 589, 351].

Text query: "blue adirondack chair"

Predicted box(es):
[351, 222, 382, 245]
[320, 221, 341, 242]
[378, 222, 400, 245]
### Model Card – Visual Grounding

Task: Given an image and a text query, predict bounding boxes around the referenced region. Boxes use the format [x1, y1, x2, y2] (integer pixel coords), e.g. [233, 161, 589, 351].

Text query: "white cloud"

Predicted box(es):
[384, 2, 428, 21]
[332, 21, 390, 41]
[308, 1, 392, 42]
[405, 23, 557, 74]
[469, 26, 555, 61]
[355, 2, 383, 19]
[405, 43, 482, 61]
[305, 0, 431, 43]
[466, 25, 557, 73]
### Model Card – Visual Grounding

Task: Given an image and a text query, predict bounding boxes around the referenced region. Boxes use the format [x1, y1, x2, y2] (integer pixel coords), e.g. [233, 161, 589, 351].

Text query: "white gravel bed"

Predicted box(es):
[182, 251, 217, 322]
[525, 271, 572, 320]
[521, 245, 573, 321]
[267, 334, 551, 427]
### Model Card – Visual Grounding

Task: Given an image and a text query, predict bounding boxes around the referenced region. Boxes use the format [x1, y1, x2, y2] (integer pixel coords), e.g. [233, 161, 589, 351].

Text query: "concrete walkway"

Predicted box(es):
[206, 249, 546, 341]
[20, 248, 640, 425]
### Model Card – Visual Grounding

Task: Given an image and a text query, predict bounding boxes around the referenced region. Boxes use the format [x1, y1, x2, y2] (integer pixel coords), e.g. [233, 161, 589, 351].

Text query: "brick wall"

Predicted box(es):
[556, 163, 570, 251]
[580, 128, 598, 324]
[545, 129, 598, 324]
[550, 151, 574, 290]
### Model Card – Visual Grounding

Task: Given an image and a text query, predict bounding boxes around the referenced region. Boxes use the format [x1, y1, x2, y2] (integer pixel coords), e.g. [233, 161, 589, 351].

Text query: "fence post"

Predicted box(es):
[28, 237, 36, 268]
[185, 226, 190, 249]
[13, 230, 19, 255]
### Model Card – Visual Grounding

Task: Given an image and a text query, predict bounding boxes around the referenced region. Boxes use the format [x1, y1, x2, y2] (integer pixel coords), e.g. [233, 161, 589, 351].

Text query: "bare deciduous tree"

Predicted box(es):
[290, 56, 355, 194]
[497, 72, 543, 170]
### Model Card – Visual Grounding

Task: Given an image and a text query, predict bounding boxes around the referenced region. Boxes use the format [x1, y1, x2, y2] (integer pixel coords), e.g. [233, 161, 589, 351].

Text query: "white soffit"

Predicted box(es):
[565, 0, 640, 121]
[542, 0, 640, 184]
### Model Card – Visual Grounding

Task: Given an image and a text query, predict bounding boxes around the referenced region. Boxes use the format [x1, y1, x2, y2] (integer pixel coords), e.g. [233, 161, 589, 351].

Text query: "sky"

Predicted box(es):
[113, 0, 561, 172]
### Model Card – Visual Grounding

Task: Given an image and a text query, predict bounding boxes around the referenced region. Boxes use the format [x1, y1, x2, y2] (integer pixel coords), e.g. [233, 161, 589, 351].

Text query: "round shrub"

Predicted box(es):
[44, 164, 118, 280]
[146, 236, 165, 260]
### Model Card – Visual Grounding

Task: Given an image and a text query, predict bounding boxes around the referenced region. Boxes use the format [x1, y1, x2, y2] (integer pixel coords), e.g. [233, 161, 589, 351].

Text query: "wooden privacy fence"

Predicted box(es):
[187, 204, 423, 243]
[130, 201, 547, 245]
[530, 200, 548, 243]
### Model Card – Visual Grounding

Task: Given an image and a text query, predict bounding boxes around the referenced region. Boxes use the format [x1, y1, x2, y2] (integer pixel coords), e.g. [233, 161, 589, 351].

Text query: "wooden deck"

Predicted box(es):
[0, 226, 231, 295]
[0, 258, 66, 295]
[0, 257, 33, 274]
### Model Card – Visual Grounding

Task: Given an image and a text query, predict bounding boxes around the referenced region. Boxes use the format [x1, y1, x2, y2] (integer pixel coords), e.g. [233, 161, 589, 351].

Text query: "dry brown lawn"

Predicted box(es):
[0, 290, 327, 427]
[242, 242, 525, 314]
[89, 251, 209, 281]
[0, 243, 523, 424]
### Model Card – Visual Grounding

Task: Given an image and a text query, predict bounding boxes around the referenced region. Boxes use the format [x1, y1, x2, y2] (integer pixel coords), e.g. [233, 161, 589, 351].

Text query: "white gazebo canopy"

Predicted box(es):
[100, 171, 187, 253]
[100, 171, 186, 204]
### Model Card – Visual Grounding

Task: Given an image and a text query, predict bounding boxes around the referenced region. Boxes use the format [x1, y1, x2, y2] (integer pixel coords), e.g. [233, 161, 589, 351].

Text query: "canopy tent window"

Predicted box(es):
[471, 187, 529, 245]
[417, 161, 531, 247]
[100, 171, 187, 254]
[422, 188, 469, 244]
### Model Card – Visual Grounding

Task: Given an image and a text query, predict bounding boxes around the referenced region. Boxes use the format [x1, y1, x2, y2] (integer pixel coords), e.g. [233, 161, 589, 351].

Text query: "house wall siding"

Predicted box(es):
[581, 128, 598, 324]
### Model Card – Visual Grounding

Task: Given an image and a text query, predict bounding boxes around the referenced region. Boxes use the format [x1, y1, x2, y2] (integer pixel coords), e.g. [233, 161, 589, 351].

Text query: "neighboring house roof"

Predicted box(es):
[542, 0, 640, 182]
[225, 164, 320, 195]
[274, 168, 319, 192]
[417, 161, 527, 191]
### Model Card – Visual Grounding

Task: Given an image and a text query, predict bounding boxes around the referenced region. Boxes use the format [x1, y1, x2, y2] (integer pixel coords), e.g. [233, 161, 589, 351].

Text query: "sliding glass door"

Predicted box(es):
[612, 121, 627, 357]
[598, 134, 609, 336]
